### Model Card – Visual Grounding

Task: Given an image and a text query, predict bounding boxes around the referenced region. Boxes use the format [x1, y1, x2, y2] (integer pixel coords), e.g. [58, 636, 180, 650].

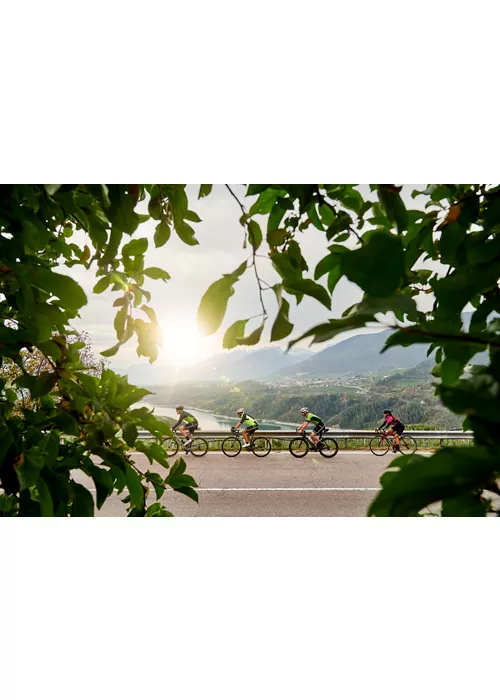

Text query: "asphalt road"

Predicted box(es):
[85, 450, 405, 517]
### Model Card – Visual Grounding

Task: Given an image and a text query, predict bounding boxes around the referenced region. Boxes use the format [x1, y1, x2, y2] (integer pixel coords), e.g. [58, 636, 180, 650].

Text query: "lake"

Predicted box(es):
[134, 402, 294, 431]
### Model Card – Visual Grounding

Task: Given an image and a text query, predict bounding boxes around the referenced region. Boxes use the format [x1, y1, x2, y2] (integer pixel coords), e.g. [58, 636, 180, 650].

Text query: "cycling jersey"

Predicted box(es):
[239, 412, 258, 428]
[379, 415, 404, 432]
[172, 410, 198, 430]
[305, 412, 323, 425]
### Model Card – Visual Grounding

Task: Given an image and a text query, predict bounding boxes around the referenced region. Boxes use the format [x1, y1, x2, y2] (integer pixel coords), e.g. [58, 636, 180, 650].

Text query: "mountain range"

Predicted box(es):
[118, 312, 489, 386]
[276, 329, 432, 377]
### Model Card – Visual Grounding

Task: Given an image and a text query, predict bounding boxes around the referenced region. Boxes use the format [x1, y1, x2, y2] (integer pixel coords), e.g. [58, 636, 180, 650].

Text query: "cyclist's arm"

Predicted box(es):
[378, 421, 388, 431]
[298, 420, 309, 431]
[234, 421, 242, 430]
[172, 411, 188, 431]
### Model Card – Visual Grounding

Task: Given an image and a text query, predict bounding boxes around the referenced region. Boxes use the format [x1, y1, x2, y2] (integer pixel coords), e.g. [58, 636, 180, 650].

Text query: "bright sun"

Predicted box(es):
[157, 319, 207, 368]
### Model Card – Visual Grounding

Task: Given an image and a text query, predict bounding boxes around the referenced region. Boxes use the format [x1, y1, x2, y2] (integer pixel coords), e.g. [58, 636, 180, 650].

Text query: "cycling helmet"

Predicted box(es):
[176, 405, 184, 410]
[300, 407, 309, 414]
[383, 409, 392, 415]
[237, 408, 244, 414]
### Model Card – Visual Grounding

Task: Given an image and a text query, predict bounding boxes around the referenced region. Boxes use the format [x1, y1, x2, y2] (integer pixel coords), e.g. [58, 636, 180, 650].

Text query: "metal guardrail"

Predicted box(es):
[137, 429, 473, 447]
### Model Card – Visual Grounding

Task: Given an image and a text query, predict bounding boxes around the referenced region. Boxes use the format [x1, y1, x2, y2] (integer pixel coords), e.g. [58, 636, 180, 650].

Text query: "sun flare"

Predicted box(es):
[157, 319, 207, 368]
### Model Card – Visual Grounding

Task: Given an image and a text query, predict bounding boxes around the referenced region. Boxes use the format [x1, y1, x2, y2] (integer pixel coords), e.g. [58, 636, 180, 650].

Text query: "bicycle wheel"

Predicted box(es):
[369, 436, 390, 456]
[398, 435, 417, 454]
[289, 438, 309, 458]
[163, 438, 179, 457]
[251, 436, 271, 457]
[222, 437, 241, 457]
[189, 437, 208, 457]
[319, 438, 339, 458]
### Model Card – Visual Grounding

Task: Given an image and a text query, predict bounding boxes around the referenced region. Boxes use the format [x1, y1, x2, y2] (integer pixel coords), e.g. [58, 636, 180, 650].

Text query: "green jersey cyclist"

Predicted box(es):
[233, 408, 259, 449]
[297, 407, 325, 449]
[171, 405, 199, 451]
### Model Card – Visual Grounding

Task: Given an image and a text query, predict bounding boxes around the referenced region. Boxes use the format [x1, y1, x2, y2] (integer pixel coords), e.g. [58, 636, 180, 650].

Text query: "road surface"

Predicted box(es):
[83, 450, 408, 517]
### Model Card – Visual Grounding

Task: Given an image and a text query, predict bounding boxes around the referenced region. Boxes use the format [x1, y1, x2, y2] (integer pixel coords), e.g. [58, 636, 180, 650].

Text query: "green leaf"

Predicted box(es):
[86, 465, 113, 509]
[237, 322, 264, 346]
[100, 342, 122, 358]
[148, 194, 163, 220]
[284, 278, 331, 309]
[247, 184, 272, 196]
[271, 297, 293, 342]
[341, 232, 404, 297]
[154, 221, 171, 247]
[368, 448, 497, 516]
[166, 458, 199, 502]
[326, 212, 352, 240]
[441, 493, 487, 517]
[143, 267, 170, 281]
[247, 220, 263, 250]
[288, 313, 374, 348]
[122, 237, 148, 257]
[145, 471, 166, 500]
[71, 483, 95, 517]
[430, 185, 452, 202]
[267, 229, 288, 248]
[377, 186, 408, 233]
[185, 210, 201, 223]
[223, 319, 248, 349]
[327, 266, 343, 294]
[123, 423, 138, 447]
[249, 189, 279, 216]
[32, 267, 87, 310]
[93, 275, 111, 294]
[36, 476, 54, 517]
[315, 253, 339, 280]
[114, 306, 128, 340]
[44, 184, 61, 196]
[146, 503, 173, 516]
[197, 262, 247, 335]
[199, 184, 212, 198]
[355, 294, 418, 321]
[125, 464, 145, 509]
[439, 222, 465, 265]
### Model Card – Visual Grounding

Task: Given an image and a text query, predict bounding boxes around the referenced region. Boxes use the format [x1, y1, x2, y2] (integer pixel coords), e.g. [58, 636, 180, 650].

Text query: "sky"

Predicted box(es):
[69, 184, 432, 372]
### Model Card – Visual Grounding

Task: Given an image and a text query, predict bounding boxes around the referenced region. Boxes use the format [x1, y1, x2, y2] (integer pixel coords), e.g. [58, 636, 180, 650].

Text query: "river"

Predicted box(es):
[134, 402, 294, 431]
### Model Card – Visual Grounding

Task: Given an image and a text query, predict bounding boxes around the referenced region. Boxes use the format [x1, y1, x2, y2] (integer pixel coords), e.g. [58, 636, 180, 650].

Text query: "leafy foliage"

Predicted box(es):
[0, 184, 199, 517]
[195, 184, 500, 516]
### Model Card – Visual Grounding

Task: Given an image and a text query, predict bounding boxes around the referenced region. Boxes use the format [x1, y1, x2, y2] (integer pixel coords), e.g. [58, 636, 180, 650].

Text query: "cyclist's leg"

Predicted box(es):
[246, 426, 257, 446]
[241, 426, 250, 445]
[311, 423, 324, 445]
[387, 427, 398, 451]
[184, 422, 198, 445]
[394, 424, 404, 449]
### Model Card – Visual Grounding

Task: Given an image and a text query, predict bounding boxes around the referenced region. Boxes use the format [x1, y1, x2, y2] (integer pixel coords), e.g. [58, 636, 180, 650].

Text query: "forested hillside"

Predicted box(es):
[149, 358, 462, 429]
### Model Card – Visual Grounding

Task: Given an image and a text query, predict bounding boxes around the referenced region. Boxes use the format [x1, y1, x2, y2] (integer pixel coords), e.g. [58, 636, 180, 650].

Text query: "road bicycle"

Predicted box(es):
[288, 427, 339, 458]
[162, 430, 208, 458]
[221, 428, 272, 458]
[369, 430, 417, 456]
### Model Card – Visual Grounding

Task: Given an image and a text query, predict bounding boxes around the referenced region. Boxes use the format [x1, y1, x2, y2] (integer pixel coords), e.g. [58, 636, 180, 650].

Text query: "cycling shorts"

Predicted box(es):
[312, 421, 325, 435]
[185, 422, 199, 433]
[389, 422, 404, 435]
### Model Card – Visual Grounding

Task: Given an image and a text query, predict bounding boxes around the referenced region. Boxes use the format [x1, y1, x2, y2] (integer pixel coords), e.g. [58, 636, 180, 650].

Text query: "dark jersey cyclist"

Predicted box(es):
[172, 405, 199, 447]
[297, 407, 325, 448]
[234, 408, 259, 448]
[378, 409, 405, 452]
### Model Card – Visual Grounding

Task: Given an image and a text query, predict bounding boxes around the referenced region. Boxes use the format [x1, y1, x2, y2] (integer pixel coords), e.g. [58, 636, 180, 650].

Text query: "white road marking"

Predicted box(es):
[88, 487, 380, 493]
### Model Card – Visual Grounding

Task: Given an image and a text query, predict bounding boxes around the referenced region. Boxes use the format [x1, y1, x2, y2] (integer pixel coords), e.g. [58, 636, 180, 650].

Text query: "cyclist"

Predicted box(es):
[233, 408, 259, 449]
[297, 407, 325, 449]
[171, 405, 199, 451]
[378, 409, 405, 452]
